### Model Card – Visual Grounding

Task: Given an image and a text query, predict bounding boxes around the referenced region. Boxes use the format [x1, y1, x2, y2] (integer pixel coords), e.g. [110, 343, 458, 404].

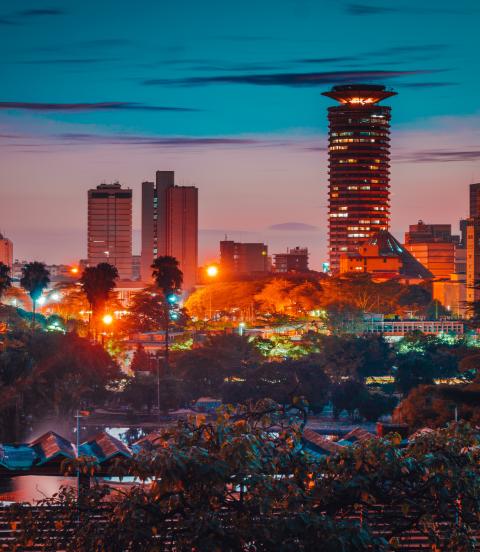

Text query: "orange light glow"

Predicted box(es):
[70, 266, 79, 274]
[102, 314, 113, 325]
[206, 265, 219, 278]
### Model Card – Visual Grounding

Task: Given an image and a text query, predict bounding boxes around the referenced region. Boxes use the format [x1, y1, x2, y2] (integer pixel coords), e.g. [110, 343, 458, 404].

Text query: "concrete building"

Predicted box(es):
[87, 182, 133, 281]
[322, 84, 396, 272]
[404, 221, 459, 279]
[0, 234, 13, 268]
[433, 274, 467, 318]
[339, 230, 433, 282]
[470, 183, 480, 218]
[466, 217, 480, 305]
[141, 171, 198, 290]
[273, 247, 309, 273]
[220, 240, 268, 276]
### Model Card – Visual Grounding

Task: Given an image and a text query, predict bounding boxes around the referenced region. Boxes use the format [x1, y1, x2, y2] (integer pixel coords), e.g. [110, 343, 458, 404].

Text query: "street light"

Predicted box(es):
[102, 313, 113, 325]
[101, 314, 113, 346]
[206, 265, 219, 278]
[205, 265, 219, 320]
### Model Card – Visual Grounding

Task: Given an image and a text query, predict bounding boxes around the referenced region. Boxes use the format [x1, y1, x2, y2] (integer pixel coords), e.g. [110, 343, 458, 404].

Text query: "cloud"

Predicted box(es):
[0, 7, 66, 25]
[55, 134, 265, 147]
[0, 101, 200, 112]
[396, 150, 480, 163]
[269, 222, 318, 231]
[17, 8, 65, 17]
[15, 58, 120, 65]
[143, 69, 434, 88]
[346, 3, 472, 16]
[346, 4, 395, 15]
[399, 82, 457, 88]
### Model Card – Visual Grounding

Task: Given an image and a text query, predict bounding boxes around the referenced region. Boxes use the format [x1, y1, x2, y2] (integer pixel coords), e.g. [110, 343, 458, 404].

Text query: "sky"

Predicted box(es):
[0, 0, 479, 269]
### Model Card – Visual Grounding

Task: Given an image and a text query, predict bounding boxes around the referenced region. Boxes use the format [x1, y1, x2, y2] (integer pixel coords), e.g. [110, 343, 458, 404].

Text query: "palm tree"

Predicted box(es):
[151, 256, 183, 376]
[20, 262, 50, 328]
[79, 263, 119, 338]
[0, 262, 12, 301]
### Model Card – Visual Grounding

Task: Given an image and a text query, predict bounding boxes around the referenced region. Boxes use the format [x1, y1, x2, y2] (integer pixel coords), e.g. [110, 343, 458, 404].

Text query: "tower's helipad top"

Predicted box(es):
[322, 84, 397, 105]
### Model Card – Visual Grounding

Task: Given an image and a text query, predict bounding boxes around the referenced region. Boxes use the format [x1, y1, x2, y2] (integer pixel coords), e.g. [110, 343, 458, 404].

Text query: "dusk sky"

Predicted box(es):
[0, 0, 479, 269]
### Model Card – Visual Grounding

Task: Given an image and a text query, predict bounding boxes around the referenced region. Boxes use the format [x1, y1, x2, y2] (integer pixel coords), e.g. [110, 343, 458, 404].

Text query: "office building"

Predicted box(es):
[404, 221, 459, 245]
[141, 171, 198, 290]
[339, 230, 433, 282]
[433, 274, 467, 318]
[404, 221, 459, 279]
[0, 234, 13, 268]
[466, 217, 480, 305]
[87, 183, 133, 280]
[322, 84, 396, 272]
[220, 240, 268, 275]
[470, 183, 480, 218]
[273, 247, 309, 273]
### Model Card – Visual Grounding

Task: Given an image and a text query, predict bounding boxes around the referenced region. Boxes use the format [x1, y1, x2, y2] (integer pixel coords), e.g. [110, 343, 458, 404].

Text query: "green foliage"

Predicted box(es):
[0, 262, 12, 300]
[0, 331, 121, 440]
[9, 406, 480, 551]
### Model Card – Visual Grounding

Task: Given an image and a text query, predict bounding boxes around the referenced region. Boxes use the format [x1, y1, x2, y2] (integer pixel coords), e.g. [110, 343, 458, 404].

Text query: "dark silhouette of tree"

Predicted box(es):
[151, 256, 183, 371]
[151, 256, 183, 296]
[130, 344, 151, 372]
[20, 261, 50, 328]
[0, 262, 12, 301]
[79, 263, 118, 337]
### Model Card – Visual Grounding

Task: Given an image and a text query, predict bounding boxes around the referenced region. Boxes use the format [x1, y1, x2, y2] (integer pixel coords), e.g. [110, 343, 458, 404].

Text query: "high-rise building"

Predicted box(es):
[466, 217, 480, 305]
[220, 240, 268, 276]
[141, 171, 198, 290]
[404, 221, 459, 245]
[469, 183, 480, 218]
[273, 247, 309, 273]
[322, 84, 396, 273]
[404, 221, 458, 279]
[0, 233, 13, 268]
[87, 182, 133, 280]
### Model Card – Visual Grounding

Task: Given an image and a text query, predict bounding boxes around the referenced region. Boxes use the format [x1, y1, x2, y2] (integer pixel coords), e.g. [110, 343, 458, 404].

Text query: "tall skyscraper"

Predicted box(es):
[87, 182, 133, 280]
[466, 218, 480, 304]
[469, 183, 480, 218]
[322, 84, 396, 272]
[0, 233, 13, 268]
[141, 171, 198, 290]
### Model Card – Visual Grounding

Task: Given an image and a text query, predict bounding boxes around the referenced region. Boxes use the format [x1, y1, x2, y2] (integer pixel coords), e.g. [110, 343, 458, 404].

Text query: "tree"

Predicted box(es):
[0, 262, 12, 301]
[10, 405, 480, 551]
[0, 331, 121, 440]
[130, 344, 151, 373]
[151, 256, 183, 371]
[20, 261, 50, 328]
[79, 263, 118, 337]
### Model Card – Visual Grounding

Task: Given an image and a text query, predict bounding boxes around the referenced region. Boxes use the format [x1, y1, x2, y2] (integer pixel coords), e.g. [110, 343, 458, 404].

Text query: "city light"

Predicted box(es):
[51, 293, 60, 301]
[37, 296, 46, 306]
[102, 314, 113, 325]
[206, 265, 219, 278]
[167, 294, 178, 304]
[70, 266, 79, 275]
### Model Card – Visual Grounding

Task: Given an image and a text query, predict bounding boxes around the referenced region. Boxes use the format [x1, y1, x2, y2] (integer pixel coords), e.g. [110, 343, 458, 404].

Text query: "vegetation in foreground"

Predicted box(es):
[8, 402, 480, 551]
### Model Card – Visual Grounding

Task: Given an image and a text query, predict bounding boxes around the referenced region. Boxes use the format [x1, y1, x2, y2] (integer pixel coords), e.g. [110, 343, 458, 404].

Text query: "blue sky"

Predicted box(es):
[0, 0, 479, 267]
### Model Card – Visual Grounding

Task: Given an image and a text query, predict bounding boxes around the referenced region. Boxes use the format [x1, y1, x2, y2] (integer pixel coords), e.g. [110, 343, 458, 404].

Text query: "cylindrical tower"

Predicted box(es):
[322, 84, 397, 273]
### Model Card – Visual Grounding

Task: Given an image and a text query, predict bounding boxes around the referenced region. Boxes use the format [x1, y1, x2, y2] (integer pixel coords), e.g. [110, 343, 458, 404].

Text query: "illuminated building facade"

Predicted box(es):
[466, 217, 480, 305]
[141, 171, 198, 290]
[0, 233, 13, 268]
[87, 182, 132, 280]
[322, 84, 396, 273]
[404, 220, 459, 279]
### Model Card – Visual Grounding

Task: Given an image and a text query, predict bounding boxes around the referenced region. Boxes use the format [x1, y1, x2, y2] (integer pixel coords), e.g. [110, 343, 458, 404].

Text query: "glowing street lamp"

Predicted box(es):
[206, 265, 219, 278]
[102, 313, 113, 326]
[70, 266, 79, 275]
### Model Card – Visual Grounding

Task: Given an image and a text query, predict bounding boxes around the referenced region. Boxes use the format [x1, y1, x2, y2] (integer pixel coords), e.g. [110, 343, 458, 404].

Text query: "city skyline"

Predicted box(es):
[0, 0, 479, 268]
